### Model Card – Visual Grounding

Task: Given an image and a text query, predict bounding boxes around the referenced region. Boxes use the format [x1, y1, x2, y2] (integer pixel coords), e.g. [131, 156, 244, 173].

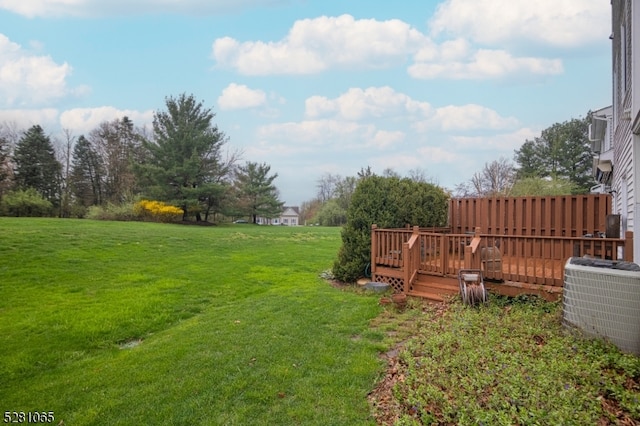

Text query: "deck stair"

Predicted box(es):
[408, 273, 459, 302]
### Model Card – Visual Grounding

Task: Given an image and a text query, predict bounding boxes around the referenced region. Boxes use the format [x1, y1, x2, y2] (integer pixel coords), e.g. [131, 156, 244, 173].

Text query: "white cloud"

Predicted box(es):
[450, 127, 539, 150]
[410, 104, 519, 132]
[409, 48, 563, 80]
[257, 119, 375, 148]
[0, 0, 289, 18]
[429, 0, 608, 48]
[0, 108, 59, 130]
[369, 130, 405, 149]
[305, 86, 432, 121]
[369, 154, 425, 171]
[212, 14, 426, 75]
[368, 146, 462, 173]
[217, 83, 267, 111]
[432, 104, 520, 131]
[213, 14, 566, 81]
[213, 36, 326, 75]
[416, 146, 460, 163]
[304, 95, 335, 119]
[59, 107, 154, 134]
[0, 34, 74, 107]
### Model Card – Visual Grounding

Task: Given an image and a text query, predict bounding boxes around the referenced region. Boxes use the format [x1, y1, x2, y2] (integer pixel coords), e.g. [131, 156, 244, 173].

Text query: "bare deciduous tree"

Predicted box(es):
[57, 129, 75, 217]
[316, 173, 341, 203]
[90, 117, 141, 203]
[0, 121, 20, 198]
[459, 157, 516, 197]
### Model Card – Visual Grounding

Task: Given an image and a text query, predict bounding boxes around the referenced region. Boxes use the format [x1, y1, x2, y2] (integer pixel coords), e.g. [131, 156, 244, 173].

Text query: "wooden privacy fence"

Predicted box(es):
[449, 195, 612, 236]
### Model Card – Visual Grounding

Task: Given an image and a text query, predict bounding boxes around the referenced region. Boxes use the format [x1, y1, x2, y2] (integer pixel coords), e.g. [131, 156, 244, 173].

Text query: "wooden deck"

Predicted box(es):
[371, 223, 633, 302]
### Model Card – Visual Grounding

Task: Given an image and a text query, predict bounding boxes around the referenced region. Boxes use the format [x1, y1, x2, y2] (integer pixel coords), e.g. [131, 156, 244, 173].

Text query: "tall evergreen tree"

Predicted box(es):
[70, 135, 104, 207]
[137, 93, 230, 220]
[234, 162, 283, 224]
[514, 116, 593, 193]
[13, 125, 61, 208]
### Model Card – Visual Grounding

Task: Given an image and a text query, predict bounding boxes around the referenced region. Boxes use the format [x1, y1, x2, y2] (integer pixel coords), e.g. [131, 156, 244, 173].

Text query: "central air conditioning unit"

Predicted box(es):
[563, 257, 640, 355]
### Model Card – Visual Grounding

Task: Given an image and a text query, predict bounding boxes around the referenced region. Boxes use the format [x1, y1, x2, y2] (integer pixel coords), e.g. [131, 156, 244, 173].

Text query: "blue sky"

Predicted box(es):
[0, 0, 611, 205]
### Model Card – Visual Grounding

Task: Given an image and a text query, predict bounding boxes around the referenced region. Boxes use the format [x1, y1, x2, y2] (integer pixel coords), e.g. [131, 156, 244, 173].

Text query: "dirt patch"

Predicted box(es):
[368, 301, 451, 425]
[177, 220, 217, 226]
[326, 279, 353, 289]
[118, 338, 143, 349]
[319, 270, 355, 290]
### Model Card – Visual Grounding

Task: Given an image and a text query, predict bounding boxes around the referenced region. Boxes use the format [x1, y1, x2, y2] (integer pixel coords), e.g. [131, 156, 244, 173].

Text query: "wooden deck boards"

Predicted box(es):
[417, 255, 565, 284]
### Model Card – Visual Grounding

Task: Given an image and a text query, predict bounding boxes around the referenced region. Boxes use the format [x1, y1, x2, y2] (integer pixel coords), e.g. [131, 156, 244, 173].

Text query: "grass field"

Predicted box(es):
[1, 218, 639, 426]
[0, 218, 386, 425]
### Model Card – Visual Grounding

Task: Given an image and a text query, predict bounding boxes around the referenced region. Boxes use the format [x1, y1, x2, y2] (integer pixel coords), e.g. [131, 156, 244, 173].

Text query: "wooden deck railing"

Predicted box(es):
[371, 224, 634, 292]
[403, 227, 421, 293]
[470, 231, 633, 286]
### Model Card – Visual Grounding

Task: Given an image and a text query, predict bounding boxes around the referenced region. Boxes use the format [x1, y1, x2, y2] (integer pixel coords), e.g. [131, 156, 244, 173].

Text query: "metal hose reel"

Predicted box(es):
[458, 269, 487, 306]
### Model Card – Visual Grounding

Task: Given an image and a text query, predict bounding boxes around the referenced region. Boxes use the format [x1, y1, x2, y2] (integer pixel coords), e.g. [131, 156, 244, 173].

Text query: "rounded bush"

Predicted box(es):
[332, 176, 448, 282]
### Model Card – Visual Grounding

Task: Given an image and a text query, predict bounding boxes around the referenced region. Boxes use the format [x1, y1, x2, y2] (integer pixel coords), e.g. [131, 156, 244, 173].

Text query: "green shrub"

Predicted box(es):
[333, 175, 448, 282]
[86, 202, 139, 221]
[0, 188, 53, 217]
[69, 203, 88, 219]
[316, 199, 347, 226]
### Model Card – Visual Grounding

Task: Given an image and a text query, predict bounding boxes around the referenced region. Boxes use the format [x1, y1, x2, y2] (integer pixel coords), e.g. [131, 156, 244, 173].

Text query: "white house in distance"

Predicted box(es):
[592, 1, 640, 262]
[255, 206, 300, 226]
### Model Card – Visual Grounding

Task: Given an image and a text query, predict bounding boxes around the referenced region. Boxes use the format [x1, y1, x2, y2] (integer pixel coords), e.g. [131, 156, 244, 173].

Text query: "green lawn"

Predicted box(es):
[1, 218, 638, 426]
[0, 219, 386, 425]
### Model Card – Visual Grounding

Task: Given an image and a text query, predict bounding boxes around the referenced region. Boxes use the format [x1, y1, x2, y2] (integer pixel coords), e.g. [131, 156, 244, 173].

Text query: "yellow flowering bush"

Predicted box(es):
[134, 200, 184, 223]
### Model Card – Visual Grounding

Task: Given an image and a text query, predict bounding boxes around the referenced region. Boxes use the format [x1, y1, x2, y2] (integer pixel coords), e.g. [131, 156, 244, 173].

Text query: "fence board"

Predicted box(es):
[450, 195, 611, 237]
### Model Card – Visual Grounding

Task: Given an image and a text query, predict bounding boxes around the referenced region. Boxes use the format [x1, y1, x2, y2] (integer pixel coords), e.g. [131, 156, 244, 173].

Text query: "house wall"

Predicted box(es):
[612, 0, 640, 262]
[633, 2, 640, 125]
[280, 215, 298, 226]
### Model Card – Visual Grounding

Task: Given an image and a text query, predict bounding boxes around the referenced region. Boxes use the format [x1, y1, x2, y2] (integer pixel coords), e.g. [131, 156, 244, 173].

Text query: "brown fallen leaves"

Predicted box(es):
[368, 301, 451, 425]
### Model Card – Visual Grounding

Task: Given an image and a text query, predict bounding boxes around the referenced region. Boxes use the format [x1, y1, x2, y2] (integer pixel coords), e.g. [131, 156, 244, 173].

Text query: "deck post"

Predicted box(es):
[411, 226, 420, 292]
[401, 226, 421, 294]
[371, 224, 378, 280]
[440, 231, 447, 274]
[403, 240, 409, 294]
[464, 227, 482, 270]
[625, 230, 634, 262]
[464, 245, 472, 269]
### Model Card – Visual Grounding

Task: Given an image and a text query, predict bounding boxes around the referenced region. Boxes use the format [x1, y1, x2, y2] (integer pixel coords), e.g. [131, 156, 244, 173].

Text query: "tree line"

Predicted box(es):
[455, 115, 594, 197]
[0, 94, 284, 222]
[301, 114, 595, 225]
